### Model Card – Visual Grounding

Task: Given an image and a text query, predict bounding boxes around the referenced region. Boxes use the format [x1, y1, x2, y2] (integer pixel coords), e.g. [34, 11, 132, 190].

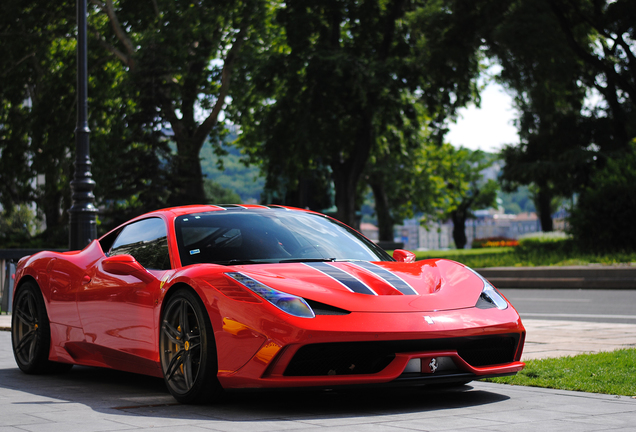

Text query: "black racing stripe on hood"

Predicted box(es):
[304, 262, 377, 295]
[352, 262, 418, 295]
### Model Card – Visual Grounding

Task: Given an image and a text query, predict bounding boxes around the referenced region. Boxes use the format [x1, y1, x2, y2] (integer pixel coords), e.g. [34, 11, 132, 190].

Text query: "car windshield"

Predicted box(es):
[175, 209, 392, 266]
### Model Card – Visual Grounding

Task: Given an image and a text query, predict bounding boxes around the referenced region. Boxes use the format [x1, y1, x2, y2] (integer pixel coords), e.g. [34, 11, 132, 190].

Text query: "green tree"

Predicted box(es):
[1, 1, 77, 244]
[438, 148, 499, 249]
[230, 0, 496, 227]
[365, 118, 452, 242]
[0, 1, 175, 244]
[0, 205, 40, 248]
[89, 0, 265, 207]
[569, 141, 636, 251]
[489, 0, 635, 237]
[487, 0, 590, 232]
[547, 0, 636, 152]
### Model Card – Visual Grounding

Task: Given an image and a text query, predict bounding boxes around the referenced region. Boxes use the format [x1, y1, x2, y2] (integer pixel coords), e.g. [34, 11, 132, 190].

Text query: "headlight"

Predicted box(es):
[466, 267, 508, 310]
[225, 272, 315, 318]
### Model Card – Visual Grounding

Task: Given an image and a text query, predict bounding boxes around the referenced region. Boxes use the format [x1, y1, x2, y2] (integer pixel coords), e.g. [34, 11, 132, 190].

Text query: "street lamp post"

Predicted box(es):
[69, 0, 97, 250]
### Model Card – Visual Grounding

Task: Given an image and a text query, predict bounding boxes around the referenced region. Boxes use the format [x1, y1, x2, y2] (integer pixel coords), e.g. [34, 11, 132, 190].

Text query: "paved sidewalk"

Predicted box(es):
[2, 317, 636, 431]
[522, 319, 636, 359]
[0, 330, 635, 432]
[0, 313, 11, 331]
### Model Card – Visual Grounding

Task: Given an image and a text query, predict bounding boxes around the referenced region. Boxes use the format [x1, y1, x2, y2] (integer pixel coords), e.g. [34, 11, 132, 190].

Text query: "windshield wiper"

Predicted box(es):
[278, 258, 337, 263]
[216, 259, 264, 266]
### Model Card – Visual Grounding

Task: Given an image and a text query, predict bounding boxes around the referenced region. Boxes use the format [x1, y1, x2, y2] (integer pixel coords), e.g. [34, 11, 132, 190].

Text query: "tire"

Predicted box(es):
[11, 281, 73, 374]
[160, 289, 223, 404]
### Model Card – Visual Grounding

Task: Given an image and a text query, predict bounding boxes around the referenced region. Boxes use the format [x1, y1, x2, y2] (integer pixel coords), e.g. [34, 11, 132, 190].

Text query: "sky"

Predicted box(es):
[446, 82, 519, 153]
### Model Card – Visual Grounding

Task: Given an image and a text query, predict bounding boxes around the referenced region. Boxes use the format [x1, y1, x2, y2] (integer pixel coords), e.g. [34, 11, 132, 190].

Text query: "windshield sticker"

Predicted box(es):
[190, 249, 201, 255]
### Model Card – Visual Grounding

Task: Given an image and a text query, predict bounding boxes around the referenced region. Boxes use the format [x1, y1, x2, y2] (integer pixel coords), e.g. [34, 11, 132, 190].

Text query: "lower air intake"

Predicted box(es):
[284, 335, 519, 377]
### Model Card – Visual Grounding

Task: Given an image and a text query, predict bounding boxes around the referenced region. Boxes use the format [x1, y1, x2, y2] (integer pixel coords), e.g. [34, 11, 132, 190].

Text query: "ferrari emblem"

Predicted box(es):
[429, 358, 438, 373]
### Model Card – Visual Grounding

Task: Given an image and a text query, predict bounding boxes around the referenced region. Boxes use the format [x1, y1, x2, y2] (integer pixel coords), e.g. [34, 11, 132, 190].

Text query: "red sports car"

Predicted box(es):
[12, 205, 525, 403]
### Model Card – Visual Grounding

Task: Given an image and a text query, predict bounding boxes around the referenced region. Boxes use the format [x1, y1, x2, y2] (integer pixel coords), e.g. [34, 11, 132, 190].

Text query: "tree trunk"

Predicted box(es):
[535, 187, 554, 232]
[171, 137, 206, 206]
[369, 180, 394, 241]
[451, 209, 468, 249]
[331, 113, 374, 229]
[333, 165, 359, 229]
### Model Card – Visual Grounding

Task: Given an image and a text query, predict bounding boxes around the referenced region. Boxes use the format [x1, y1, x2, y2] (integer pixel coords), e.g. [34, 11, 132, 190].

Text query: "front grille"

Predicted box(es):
[457, 337, 517, 367]
[284, 335, 519, 377]
[284, 343, 395, 376]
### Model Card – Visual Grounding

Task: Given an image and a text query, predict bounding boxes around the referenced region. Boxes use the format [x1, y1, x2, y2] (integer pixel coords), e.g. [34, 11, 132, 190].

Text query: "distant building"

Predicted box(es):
[394, 210, 545, 250]
[360, 222, 379, 241]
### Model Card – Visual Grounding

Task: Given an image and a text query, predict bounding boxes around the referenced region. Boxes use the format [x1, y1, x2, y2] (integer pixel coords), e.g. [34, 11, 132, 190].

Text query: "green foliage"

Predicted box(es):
[366, 132, 456, 241]
[499, 186, 536, 214]
[203, 179, 242, 204]
[0, 0, 77, 242]
[230, 0, 493, 227]
[569, 144, 636, 252]
[200, 141, 264, 203]
[89, 0, 268, 207]
[489, 349, 636, 397]
[415, 236, 636, 267]
[0, 205, 40, 248]
[490, 0, 636, 235]
[435, 148, 500, 249]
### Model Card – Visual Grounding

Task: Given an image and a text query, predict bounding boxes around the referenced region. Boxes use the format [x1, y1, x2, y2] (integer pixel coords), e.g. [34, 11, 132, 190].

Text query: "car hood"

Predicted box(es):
[220, 259, 485, 313]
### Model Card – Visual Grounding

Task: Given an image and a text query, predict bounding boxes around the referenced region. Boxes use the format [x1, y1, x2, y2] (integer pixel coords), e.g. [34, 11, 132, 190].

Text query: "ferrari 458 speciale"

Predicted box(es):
[12, 205, 525, 403]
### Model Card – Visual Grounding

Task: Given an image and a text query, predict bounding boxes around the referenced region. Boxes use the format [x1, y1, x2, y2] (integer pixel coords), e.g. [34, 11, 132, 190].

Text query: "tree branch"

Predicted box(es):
[90, 0, 136, 69]
[151, 0, 161, 19]
[547, 0, 636, 103]
[89, 26, 130, 66]
[194, 25, 248, 145]
[1, 53, 36, 77]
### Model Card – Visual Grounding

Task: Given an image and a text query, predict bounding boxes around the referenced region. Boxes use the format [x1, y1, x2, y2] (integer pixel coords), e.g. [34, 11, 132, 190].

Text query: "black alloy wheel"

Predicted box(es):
[12, 281, 72, 374]
[160, 289, 222, 404]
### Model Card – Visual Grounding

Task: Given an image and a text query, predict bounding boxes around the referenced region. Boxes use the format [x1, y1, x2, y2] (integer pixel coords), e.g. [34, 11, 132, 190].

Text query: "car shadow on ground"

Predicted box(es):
[0, 364, 510, 422]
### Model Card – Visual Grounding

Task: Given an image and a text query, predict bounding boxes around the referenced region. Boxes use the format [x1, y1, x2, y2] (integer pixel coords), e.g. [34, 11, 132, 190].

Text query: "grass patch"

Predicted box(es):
[413, 236, 636, 268]
[487, 349, 636, 396]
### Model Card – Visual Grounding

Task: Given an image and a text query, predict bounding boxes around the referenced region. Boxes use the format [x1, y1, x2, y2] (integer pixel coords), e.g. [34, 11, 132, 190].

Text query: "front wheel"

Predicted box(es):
[160, 289, 222, 404]
[12, 281, 72, 374]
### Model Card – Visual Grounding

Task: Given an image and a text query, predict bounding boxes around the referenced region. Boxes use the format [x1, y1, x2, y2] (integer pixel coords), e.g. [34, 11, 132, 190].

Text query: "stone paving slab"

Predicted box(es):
[521, 319, 636, 360]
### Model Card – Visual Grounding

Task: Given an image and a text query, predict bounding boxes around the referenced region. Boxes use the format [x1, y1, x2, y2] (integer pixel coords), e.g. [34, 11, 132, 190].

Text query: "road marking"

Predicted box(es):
[510, 298, 592, 302]
[522, 312, 636, 320]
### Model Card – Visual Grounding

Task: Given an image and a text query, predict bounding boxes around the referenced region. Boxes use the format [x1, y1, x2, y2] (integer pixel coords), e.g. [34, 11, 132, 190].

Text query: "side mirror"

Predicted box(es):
[102, 254, 156, 284]
[393, 249, 416, 263]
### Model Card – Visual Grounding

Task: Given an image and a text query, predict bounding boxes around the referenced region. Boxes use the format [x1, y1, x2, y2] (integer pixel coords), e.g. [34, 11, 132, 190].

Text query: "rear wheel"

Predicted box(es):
[160, 289, 222, 404]
[12, 281, 72, 374]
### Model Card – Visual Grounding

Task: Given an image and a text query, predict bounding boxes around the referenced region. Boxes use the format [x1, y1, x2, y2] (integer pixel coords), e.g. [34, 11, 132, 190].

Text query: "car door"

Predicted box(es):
[77, 217, 171, 369]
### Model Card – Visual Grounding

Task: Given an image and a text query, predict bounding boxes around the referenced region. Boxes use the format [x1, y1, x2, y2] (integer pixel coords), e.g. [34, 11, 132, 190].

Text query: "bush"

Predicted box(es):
[472, 236, 519, 248]
[569, 147, 636, 252]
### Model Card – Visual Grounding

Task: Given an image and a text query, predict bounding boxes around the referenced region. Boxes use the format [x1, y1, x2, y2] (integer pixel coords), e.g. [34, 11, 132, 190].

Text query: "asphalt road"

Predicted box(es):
[500, 288, 636, 324]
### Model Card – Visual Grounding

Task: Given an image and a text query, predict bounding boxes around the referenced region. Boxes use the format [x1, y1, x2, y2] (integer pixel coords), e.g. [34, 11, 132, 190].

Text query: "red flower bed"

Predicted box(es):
[471, 236, 519, 248]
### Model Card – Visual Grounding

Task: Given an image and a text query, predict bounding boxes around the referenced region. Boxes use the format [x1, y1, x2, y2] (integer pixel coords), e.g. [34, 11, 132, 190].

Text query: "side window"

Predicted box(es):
[109, 218, 171, 270]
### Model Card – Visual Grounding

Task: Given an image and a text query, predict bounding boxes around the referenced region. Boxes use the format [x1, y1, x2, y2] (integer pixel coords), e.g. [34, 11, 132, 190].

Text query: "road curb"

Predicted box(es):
[477, 266, 636, 289]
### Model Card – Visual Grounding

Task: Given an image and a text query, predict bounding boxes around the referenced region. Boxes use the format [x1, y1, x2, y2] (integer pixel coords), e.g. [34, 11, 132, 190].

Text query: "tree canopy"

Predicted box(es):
[1, 0, 635, 251]
[229, 0, 499, 228]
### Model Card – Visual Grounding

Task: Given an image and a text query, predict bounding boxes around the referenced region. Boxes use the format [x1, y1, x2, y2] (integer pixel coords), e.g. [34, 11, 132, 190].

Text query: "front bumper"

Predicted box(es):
[216, 306, 526, 389]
